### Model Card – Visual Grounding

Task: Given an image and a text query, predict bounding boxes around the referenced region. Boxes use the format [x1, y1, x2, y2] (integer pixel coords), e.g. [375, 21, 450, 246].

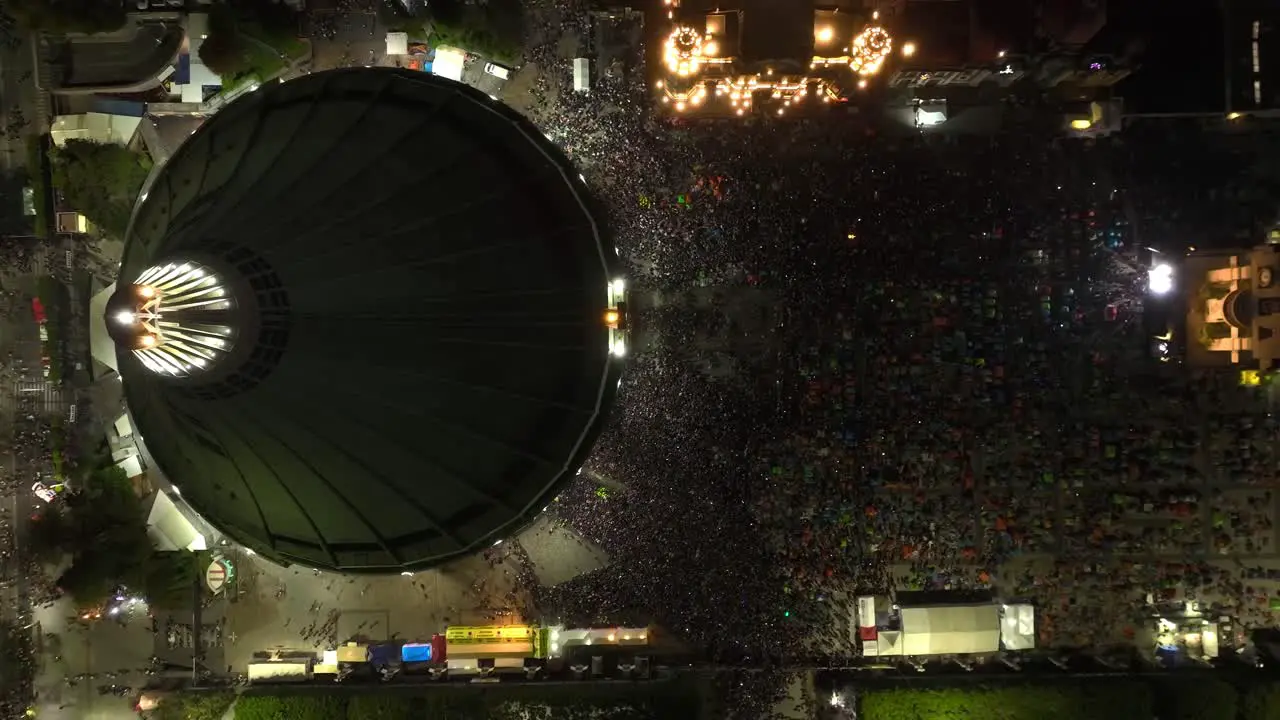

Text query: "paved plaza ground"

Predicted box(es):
[220, 515, 609, 669]
[31, 596, 154, 720]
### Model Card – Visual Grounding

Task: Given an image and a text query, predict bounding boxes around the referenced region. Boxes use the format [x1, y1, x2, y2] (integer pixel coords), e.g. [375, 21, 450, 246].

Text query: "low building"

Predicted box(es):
[857, 592, 1034, 657]
[1184, 244, 1280, 368]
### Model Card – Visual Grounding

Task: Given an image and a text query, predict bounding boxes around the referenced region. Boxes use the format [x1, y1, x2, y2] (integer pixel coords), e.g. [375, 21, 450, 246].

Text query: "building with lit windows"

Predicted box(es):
[1226, 0, 1279, 111]
[1184, 244, 1280, 369]
[100, 69, 626, 574]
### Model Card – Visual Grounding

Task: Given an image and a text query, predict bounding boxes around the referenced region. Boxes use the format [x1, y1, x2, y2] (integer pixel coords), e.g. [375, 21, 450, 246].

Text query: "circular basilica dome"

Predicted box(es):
[113, 69, 623, 573]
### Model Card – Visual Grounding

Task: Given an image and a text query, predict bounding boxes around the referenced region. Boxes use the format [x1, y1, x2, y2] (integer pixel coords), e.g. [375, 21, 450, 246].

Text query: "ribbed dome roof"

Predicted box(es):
[114, 69, 622, 573]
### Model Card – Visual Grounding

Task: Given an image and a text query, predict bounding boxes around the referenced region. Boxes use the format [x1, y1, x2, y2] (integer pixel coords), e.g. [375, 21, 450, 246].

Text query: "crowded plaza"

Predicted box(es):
[509, 0, 1280, 683]
[0, 0, 1277, 716]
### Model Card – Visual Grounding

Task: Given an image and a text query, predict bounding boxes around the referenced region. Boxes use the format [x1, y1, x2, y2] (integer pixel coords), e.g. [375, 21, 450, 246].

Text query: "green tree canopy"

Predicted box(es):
[38, 462, 201, 610]
[1155, 677, 1237, 720]
[198, 4, 250, 77]
[49, 140, 151, 239]
[346, 696, 412, 720]
[860, 683, 1153, 720]
[1244, 683, 1280, 720]
[5, 0, 126, 33]
[236, 695, 346, 720]
[0, 621, 33, 697]
[199, 1, 304, 85]
[27, 506, 69, 562]
[153, 690, 235, 720]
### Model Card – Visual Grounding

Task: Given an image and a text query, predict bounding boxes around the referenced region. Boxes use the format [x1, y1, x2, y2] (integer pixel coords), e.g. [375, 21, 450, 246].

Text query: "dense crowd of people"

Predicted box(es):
[4, 1, 1280, 717]
[507, 0, 1280, 701]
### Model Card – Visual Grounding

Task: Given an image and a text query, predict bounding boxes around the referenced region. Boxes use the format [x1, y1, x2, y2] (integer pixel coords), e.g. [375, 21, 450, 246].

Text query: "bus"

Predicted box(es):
[444, 625, 550, 676]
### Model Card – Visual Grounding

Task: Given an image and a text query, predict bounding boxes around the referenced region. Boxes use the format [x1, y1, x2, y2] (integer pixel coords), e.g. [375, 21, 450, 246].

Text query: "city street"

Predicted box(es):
[0, 30, 48, 172]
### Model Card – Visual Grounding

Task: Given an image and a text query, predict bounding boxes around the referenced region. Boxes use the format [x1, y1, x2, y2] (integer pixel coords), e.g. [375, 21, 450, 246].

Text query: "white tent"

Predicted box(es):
[385, 31, 409, 56]
[89, 283, 119, 375]
[901, 605, 1000, 656]
[114, 412, 133, 439]
[1000, 603, 1037, 651]
[432, 46, 466, 82]
[50, 113, 142, 147]
[868, 629, 903, 657]
[146, 491, 206, 551]
[116, 455, 144, 480]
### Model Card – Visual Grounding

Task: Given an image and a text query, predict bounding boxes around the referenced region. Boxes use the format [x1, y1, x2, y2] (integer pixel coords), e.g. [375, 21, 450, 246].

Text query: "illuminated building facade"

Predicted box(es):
[884, 0, 1128, 92]
[107, 262, 237, 379]
[1184, 244, 1280, 369]
[1226, 0, 1279, 111]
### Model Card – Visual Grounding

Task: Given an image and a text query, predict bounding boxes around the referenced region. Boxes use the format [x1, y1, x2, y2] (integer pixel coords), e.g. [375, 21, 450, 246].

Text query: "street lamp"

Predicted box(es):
[1148, 263, 1174, 295]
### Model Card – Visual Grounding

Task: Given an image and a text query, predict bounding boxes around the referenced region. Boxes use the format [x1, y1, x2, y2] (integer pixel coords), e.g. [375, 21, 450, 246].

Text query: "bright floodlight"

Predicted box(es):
[115, 311, 135, 325]
[1149, 263, 1174, 294]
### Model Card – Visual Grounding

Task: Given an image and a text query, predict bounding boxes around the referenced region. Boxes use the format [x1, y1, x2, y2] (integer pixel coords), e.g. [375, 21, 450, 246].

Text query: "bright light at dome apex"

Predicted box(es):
[665, 26, 705, 76]
[1148, 263, 1174, 295]
[850, 25, 893, 76]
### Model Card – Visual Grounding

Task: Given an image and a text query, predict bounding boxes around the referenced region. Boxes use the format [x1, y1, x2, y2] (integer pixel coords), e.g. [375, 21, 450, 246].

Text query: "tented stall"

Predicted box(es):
[385, 32, 409, 56]
[1000, 603, 1036, 651]
[432, 46, 466, 82]
[864, 629, 903, 657]
[901, 604, 1001, 655]
[145, 491, 207, 551]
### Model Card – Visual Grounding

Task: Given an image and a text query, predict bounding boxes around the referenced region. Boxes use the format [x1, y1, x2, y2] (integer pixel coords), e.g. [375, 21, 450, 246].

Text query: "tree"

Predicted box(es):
[0, 620, 33, 702]
[1244, 684, 1280, 720]
[153, 690, 235, 720]
[142, 551, 203, 611]
[199, 1, 304, 84]
[1156, 678, 1237, 720]
[235, 695, 346, 720]
[347, 696, 412, 720]
[49, 140, 151, 239]
[5, 0, 126, 33]
[52, 462, 178, 609]
[27, 507, 69, 562]
[198, 5, 250, 78]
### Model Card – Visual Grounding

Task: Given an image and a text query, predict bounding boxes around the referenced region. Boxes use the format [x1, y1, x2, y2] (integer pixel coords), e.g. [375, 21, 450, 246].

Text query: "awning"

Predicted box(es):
[146, 491, 206, 551]
[89, 283, 119, 375]
[114, 413, 133, 439]
[385, 32, 409, 56]
[116, 455, 144, 479]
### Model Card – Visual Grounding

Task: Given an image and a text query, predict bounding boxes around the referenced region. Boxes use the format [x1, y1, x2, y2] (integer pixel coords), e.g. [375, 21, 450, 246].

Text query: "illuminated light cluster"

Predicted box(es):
[122, 262, 237, 377]
[849, 25, 893, 76]
[607, 277, 628, 358]
[664, 26, 705, 76]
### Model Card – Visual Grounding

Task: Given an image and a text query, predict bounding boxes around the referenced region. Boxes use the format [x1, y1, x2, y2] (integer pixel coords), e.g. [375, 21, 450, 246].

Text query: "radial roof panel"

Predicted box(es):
[113, 69, 622, 573]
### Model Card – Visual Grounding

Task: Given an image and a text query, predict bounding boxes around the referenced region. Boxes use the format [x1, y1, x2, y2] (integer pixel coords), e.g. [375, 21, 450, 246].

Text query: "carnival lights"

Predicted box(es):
[849, 25, 893, 76]
[126, 261, 238, 378]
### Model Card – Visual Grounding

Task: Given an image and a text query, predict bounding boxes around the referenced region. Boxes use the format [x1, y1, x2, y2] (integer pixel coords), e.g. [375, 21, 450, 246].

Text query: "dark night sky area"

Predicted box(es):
[1110, 0, 1228, 113]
